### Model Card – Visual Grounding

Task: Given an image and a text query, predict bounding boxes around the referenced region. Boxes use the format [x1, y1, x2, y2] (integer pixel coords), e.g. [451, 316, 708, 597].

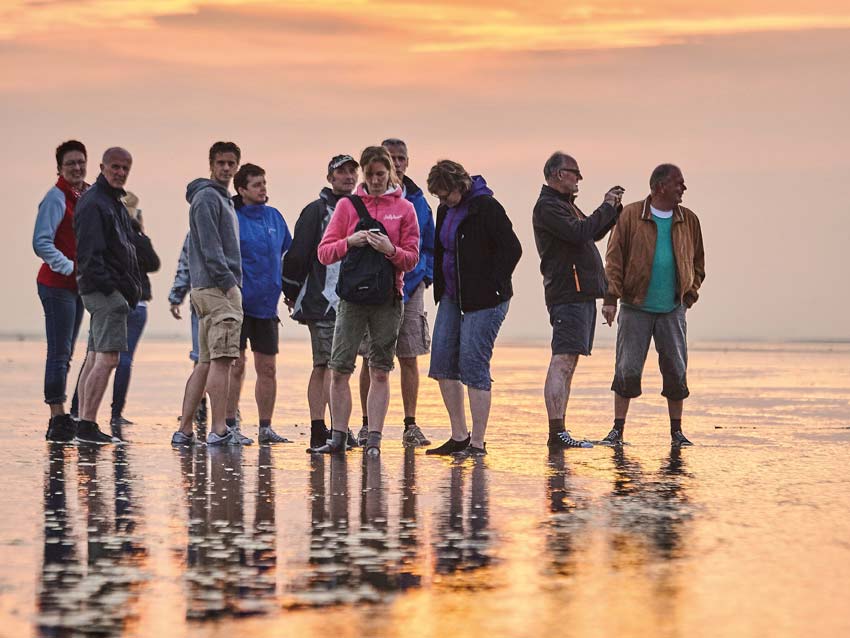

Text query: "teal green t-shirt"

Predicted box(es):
[640, 213, 679, 313]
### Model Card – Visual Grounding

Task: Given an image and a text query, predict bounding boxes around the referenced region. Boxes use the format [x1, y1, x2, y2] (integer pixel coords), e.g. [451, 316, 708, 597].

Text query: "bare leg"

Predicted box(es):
[307, 365, 329, 421]
[226, 351, 246, 420]
[49, 403, 65, 418]
[76, 353, 96, 419]
[253, 352, 276, 422]
[398, 356, 419, 419]
[206, 357, 234, 436]
[179, 362, 210, 435]
[467, 387, 491, 449]
[438, 379, 468, 440]
[330, 371, 352, 433]
[358, 358, 370, 422]
[614, 393, 631, 420]
[366, 367, 390, 434]
[667, 398, 683, 420]
[544, 354, 579, 420]
[80, 352, 119, 422]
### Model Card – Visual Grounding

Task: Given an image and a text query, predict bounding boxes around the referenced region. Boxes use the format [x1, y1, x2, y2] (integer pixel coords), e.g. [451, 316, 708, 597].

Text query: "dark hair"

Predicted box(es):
[233, 163, 265, 192]
[208, 141, 241, 164]
[427, 159, 473, 197]
[650, 163, 681, 191]
[543, 151, 575, 180]
[55, 140, 87, 171]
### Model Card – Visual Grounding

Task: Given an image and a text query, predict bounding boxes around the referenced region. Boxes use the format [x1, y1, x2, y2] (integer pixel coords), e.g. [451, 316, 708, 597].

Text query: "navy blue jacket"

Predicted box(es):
[401, 176, 435, 302]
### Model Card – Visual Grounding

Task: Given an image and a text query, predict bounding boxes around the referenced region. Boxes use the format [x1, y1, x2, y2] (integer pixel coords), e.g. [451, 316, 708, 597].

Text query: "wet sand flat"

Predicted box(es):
[0, 339, 848, 638]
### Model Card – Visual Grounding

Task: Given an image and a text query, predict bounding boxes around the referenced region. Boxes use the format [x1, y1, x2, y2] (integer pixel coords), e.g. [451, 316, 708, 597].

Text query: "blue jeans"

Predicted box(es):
[111, 304, 148, 418]
[37, 283, 84, 405]
[428, 297, 509, 391]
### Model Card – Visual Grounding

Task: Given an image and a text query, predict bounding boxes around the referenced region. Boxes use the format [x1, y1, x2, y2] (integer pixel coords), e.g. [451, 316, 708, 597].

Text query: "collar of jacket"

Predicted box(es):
[402, 175, 423, 197]
[95, 173, 126, 200]
[319, 187, 342, 209]
[641, 195, 684, 222]
[540, 184, 575, 202]
[56, 175, 87, 201]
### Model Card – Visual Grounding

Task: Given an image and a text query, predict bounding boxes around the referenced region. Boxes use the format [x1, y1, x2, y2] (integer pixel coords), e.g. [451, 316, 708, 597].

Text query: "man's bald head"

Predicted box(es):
[100, 147, 133, 190]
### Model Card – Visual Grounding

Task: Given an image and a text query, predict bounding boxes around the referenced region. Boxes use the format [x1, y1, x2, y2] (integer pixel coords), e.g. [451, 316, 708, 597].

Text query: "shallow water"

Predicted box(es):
[0, 339, 848, 637]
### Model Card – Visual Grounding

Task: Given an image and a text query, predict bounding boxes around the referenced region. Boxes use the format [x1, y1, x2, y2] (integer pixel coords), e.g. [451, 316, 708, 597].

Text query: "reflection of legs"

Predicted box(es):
[468, 387, 491, 449]
[179, 363, 210, 436]
[81, 352, 119, 422]
[226, 351, 246, 421]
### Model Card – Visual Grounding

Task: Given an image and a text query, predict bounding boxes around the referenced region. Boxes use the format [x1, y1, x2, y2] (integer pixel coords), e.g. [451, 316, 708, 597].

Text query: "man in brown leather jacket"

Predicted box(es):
[598, 164, 705, 447]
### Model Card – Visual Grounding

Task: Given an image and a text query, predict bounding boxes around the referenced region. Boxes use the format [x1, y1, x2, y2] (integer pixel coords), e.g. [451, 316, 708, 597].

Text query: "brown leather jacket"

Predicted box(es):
[603, 196, 705, 308]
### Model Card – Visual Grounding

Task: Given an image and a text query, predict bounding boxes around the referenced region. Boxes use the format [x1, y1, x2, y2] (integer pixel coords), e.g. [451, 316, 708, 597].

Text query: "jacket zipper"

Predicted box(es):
[573, 264, 581, 292]
[455, 218, 464, 314]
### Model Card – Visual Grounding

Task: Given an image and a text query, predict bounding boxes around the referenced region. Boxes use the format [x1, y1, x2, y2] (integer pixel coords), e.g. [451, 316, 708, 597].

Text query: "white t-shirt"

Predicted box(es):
[650, 205, 673, 219]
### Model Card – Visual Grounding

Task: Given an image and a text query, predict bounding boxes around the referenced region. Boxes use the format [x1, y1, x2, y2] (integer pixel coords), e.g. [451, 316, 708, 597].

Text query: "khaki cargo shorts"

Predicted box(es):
[190, 287, 243, 363]
[359, 282, 431, 360]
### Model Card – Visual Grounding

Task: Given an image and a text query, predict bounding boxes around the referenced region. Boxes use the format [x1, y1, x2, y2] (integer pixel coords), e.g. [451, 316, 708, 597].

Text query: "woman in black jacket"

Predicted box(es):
[110, 192, 160, 428]
[424, 160, 522, 458]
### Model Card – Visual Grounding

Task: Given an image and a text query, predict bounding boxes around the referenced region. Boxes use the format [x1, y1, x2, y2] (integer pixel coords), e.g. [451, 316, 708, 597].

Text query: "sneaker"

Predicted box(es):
[76, 420, 118, 445]
[306, 439, 346, 455]
[207, 430, 236, 446]
[171, 430, 196, 446]
[346, 428, 359, 448]
[110, 416, 134, 427]
[356, 425, 368, 447]
[599, 428, 624, 446]
[453, 443, 487, 459]
[548, 430, 593, 449]
[258, 426, 291, 444]
[671, 431, 693, 447]
[230, 425, 254, 445]
[310, 423, 331, 448]
[425, 435, 470, 456]
[46, 414, 76, 442]
[402, 424, 431, 448]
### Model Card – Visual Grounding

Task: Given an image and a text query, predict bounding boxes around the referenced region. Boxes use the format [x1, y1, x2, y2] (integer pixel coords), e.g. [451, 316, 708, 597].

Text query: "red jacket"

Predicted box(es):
[318, 184, 420, 296]
[34, 176, 83, 291]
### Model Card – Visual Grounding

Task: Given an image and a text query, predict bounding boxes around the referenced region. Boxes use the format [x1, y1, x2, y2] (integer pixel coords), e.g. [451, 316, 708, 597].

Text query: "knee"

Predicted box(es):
[100, 352, 120, 369]
[331, 370, 350, 384]
[398, 357, 417, 372]
[369, 368, 389, 384]
[256, 361, 276, 380]
[232, 355, 246, 375]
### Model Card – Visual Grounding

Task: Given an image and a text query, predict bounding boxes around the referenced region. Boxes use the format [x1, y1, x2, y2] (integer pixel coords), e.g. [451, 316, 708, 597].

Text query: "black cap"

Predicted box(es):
[328, 154, 358, 174]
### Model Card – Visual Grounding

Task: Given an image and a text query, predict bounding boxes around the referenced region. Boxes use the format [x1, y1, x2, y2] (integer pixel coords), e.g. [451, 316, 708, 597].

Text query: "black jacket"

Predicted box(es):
[282, 188, 342, 322]
[532, 185, 619, 307]
[129, 218, 160, 302]
[74, 174, 142, 307]
[434, 194, 522, 312]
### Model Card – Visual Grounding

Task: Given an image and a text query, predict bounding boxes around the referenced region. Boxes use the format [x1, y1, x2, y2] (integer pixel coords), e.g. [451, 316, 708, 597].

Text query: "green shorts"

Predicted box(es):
[329, 297, 403, 374]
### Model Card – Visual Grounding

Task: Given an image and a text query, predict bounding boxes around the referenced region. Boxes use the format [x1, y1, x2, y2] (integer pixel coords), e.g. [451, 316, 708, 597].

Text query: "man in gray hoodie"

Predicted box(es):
[172, 141, 245, 446]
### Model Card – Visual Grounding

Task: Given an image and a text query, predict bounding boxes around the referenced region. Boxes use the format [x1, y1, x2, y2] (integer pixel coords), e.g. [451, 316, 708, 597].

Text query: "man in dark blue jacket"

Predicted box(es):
[73, 147, 141, 444]
[358, 138, 436, 448]
[226, 164, 292, 444]
[532, 151, 623, 449]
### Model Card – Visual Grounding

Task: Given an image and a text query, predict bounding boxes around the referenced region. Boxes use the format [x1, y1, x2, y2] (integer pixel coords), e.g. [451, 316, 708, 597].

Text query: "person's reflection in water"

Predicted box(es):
[434, 458, 492, 582]
[246, 445, 277, 611]
[544, 449, 591, 577]
[358, 453, 393, 593]
[398, 448, 422, 589]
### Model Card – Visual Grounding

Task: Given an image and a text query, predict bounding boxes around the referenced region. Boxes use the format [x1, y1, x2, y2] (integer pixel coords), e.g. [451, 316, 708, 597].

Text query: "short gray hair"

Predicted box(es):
[543, 151, 575, 180]
[650, 163, 680, 191]
[381, 138, 407, 152]
[102, 146, 132, 164]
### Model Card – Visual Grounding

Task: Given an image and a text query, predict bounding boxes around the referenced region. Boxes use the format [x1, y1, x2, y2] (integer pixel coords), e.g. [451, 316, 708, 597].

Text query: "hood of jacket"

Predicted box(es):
[355, 183, 402, 203]
[464, 175, 493, 206]
[186, 178, 230, 204]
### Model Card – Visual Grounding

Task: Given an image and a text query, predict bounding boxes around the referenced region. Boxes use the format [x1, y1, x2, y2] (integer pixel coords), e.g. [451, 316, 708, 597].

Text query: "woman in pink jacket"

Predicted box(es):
[311, 145, 420, 456]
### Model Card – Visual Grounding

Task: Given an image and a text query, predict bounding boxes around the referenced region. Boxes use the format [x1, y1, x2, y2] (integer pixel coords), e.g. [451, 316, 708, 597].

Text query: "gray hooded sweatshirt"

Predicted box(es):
[186, 178, 242, 291]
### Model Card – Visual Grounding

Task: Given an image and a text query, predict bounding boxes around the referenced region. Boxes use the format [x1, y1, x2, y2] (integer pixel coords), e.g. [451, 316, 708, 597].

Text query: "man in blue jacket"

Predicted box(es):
[226, 163, 292, 444]
[358, 138, 435, 447]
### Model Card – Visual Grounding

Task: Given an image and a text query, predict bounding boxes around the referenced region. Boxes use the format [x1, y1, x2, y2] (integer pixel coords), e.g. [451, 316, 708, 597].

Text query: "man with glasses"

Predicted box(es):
[533, 151, 623, 449]
[598, 163, 705, 447]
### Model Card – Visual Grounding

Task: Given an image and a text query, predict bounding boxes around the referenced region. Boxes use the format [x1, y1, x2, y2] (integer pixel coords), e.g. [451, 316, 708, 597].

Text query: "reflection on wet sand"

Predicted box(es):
[545, 449, 592, 578]
[37, 443, 148, 637]
[434, 459, 493, 585]
[177, 445, 277, 619]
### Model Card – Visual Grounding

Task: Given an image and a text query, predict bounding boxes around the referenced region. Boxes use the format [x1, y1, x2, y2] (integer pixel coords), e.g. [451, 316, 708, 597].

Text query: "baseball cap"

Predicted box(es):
[328, 154, 358, 173]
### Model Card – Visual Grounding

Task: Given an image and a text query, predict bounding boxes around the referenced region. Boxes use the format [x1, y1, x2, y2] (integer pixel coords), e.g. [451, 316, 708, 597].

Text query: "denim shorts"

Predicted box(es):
[428, 297, 509, 391]
[611, 304, 689, 400]
[550, 301, 596, 356]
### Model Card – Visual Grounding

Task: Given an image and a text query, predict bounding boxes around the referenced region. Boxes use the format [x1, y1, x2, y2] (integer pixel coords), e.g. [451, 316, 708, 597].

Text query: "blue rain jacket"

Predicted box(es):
[236, 203, 292, 319]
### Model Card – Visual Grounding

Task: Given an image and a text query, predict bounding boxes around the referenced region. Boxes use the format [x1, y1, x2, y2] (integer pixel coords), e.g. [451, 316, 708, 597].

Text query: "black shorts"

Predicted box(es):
[549, 301, 596, 356]
[239, 315, 279, 355]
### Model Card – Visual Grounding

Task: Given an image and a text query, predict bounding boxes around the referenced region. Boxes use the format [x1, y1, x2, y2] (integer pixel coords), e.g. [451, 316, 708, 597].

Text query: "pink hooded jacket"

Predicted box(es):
[318, 184, 420, 296]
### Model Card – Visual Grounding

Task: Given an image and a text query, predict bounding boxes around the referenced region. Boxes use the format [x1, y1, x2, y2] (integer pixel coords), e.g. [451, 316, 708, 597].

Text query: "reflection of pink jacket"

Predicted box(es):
[318, 184, 420, 296]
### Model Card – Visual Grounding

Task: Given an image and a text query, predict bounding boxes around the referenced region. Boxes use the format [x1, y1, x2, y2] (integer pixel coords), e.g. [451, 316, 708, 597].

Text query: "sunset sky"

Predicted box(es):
[4, 0, 849, 341]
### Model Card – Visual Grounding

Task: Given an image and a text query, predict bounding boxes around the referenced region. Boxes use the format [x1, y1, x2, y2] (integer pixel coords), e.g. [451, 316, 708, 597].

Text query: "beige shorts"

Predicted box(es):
[190, 287, 243, 363]
[359, 282, 431, 360]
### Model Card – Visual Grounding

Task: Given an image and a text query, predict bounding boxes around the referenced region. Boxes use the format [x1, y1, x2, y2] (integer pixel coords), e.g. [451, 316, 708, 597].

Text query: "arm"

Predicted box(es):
[317, 199, 354, 266]
[32, 189, 74, 275]
[281, 203, 319, 299]
[593, 203, 622, 241]
[168, 233, 191, 305]
[417, 198, 435, 283]
[193, 193, 237, 291]
[603, 212, 629, 307]
[485, 197, 522, 283]
[75, 201, 115, 295]
[537, 198, 619, 245]
[683, 215, 705, 308]
[387, 204, 420, 273]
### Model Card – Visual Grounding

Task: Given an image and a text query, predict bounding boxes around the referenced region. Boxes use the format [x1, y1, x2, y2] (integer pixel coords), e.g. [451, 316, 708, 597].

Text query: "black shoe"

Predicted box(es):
[346, 428, 359, 448]
[548, 430, 593, 449]
[453, 443, 487, 458]
[671, 431, 693, 447]
[306, 440, 346, 455]
[425, 435, 470, 456]
[599, 428, 624, 446]
[76, 420, 117, 444]
[46, 414, 76, 442]
[310, 423, 331, 448]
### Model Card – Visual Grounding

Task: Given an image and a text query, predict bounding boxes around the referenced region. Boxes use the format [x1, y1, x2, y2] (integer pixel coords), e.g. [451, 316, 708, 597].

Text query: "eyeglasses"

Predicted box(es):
[62, 160, 86, 167]
[560, 167, 582, 179]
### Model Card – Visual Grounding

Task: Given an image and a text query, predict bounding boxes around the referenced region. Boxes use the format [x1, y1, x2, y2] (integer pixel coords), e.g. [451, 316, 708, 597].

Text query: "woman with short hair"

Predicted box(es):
[425, 160, 522, 458]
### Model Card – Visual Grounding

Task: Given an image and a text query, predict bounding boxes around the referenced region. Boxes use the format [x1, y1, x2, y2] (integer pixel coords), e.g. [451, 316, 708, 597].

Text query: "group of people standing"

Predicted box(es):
[33, 137, 705, 456]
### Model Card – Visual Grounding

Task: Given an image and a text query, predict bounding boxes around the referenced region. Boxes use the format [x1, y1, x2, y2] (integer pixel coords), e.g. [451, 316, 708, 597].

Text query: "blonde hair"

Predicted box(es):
[122, 191, 140, 219]
[360, 146, 399, 187]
